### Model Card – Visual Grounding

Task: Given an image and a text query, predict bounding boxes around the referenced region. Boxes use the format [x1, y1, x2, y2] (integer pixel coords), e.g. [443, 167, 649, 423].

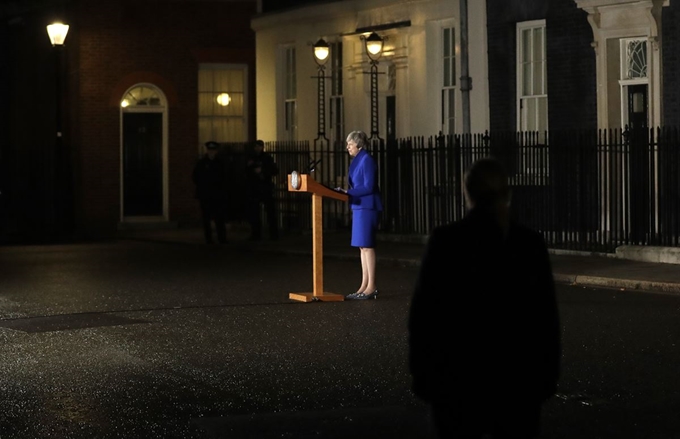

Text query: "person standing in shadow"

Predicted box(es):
[192, 141, 228, 244]
[245, 140, 279, 241]
[408, 157, 561, 438]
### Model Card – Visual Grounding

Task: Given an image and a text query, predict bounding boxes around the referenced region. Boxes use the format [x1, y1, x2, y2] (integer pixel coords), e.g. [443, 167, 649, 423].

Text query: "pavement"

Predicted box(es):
[117, 225, 680, 296]
[2, 225, 678, 438]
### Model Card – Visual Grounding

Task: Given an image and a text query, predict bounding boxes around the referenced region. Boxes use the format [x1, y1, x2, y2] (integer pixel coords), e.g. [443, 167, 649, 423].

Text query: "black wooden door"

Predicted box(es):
[627, 84, 649, 244]
[123, 113, 163, 216]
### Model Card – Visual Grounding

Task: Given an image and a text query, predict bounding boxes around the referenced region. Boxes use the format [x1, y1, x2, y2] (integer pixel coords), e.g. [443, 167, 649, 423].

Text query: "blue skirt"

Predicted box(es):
[351, 209, 380, 248]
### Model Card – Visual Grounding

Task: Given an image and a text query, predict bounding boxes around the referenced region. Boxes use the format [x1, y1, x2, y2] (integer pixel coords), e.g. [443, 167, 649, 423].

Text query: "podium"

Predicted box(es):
[287, 172, 348, 302]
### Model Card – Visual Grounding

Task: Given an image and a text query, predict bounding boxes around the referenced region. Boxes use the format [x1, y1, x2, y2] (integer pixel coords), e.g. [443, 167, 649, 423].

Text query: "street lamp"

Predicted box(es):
[47, 22, 69, 46]
[312, 38, 330, 144]
[47, 21, 70, 239]
[47, 22, 69, 140]
[361, 32, 384, 140]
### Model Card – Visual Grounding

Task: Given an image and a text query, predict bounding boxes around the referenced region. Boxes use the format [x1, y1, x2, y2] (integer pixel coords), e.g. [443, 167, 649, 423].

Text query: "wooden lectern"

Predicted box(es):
[287, 172, 348, 302]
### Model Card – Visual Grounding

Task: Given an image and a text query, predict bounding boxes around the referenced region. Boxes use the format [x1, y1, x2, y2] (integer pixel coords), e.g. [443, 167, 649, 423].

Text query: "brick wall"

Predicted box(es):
[486, 17, 516, 133]
[74, 0, 256, 238]
[486, 0, 596, 133]
[486, 0, 548, 132]
[663, 2, 680, 126]
[546, 0, 596, 131]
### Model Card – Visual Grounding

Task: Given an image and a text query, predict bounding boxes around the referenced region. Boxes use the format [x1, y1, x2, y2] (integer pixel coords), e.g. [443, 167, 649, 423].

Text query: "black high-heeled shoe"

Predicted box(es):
[353, 289, 378, 300]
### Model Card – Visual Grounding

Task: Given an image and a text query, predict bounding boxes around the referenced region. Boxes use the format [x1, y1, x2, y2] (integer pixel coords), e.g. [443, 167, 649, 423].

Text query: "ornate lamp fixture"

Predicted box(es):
[364, 32, 384, 62]
[312, 38, 330, 142]
[313, 38, 330, 65]
[361, 32, 384, 139]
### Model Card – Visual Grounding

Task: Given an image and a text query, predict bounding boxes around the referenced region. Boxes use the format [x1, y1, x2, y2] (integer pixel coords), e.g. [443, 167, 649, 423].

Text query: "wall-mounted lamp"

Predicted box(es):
[312, 38, 330, 142]
[364, 32, 384, 61]
[313, 38, 330, 66]
[216, 92, 231, 106]
[360, 32, 384, 140]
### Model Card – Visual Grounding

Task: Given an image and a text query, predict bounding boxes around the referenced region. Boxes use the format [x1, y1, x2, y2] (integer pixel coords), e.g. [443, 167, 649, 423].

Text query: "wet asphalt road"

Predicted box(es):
[0, 240, 679, 439]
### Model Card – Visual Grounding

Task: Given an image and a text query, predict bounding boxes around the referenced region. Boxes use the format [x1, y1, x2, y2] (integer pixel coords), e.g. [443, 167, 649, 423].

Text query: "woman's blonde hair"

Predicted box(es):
[346, 130, 370, 150]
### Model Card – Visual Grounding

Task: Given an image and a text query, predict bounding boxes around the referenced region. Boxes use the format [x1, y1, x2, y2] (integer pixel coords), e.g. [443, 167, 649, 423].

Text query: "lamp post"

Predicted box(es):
[312, 38, 329, 144]
[362, 32, 384, 140]
[47, 21, 69, 239]
[47, 22, 68, 141]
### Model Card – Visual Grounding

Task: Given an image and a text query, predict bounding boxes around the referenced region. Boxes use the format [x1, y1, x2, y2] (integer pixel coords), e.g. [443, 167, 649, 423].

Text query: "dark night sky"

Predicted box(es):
[0, 1, 335, 20]
[261, 0, 333, 14]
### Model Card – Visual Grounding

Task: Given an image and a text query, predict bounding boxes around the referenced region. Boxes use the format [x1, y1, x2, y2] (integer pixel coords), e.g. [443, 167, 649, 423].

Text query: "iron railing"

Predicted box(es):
[223, 127, 680, 253]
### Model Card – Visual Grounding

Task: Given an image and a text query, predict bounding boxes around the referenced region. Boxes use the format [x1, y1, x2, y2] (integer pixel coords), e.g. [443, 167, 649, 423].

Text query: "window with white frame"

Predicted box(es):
[619, 38, 648, 128]
[621, 38, 647, 80]
[442, 26, 455, 135]
[517, 20, 547, 139]
[516, 20, 548, 182]
[329, 41, 344, 149]
[198, 64, 247, 151]
[284, 46, 297, 141]
[121, 85, 162, 107]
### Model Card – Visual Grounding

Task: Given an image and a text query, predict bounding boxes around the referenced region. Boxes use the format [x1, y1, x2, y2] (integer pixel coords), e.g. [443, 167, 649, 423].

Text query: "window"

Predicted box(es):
[517, 20, 547, 139]
[121, 85, 162, 107]
[284, 46, 297, 141]
[621, 38, 648, 80]
[442, 26, 455, 135]
[198, 64, 247, 150]
[516, 21, 548, 181]
[619, 38, 649, 129]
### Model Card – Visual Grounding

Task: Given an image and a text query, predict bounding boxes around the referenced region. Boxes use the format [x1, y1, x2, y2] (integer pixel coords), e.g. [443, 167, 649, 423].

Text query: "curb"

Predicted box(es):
[553, 274, 680, 296]
[118, 233, 680, 296]
[312, 252, 680, 293]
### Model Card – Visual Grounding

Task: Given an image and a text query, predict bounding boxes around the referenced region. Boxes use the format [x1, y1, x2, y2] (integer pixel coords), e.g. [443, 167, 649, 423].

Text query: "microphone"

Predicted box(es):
[308, 158, 322, 173]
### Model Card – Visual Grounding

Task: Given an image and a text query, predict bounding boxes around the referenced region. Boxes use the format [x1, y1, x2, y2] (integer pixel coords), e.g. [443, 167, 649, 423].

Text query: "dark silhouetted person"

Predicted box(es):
[192, 141, 228, 244]
[408, 157, 561, 439]
[245, 140, 279, 241]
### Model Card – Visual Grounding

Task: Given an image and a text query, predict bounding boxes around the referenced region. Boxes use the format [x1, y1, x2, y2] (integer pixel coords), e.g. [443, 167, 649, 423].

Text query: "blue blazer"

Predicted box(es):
[348, 149, 383, 211]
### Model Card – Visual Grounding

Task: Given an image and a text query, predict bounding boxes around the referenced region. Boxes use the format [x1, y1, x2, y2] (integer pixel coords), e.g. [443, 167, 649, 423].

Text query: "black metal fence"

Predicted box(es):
[228, 127, 680, 253]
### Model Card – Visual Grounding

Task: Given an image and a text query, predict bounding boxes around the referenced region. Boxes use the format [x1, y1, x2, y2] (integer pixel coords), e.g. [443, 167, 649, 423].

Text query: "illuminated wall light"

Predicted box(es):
[313, 38, 329, 65]
[216, 93, 231, 106]
[364, 32, 384, 60]
[46, 22, 69, 46]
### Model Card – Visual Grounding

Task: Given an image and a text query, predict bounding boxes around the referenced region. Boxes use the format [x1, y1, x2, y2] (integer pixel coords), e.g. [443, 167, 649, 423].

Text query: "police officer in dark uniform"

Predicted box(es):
[245, 139, 279, 241]
[192, 141, 228, 244]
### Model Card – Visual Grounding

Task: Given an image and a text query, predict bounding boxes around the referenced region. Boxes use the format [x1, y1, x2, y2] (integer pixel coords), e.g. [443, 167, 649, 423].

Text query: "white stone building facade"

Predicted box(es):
[251, 0, 489, 144]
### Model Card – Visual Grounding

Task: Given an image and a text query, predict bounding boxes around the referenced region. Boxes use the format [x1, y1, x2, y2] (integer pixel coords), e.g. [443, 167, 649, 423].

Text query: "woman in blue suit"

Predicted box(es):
[337, 130, 383, 300]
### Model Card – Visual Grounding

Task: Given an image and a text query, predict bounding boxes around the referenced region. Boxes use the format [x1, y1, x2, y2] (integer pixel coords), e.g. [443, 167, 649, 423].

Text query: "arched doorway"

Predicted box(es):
[119, 84, 168, 223]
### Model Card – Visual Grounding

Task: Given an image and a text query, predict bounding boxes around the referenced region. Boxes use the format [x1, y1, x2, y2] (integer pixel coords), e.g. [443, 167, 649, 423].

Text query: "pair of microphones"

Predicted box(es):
[308, 158, 322, 173]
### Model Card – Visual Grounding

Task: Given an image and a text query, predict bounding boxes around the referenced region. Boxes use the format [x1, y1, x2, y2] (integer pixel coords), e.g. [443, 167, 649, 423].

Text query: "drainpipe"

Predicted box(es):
[460, 0, 471, 134]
